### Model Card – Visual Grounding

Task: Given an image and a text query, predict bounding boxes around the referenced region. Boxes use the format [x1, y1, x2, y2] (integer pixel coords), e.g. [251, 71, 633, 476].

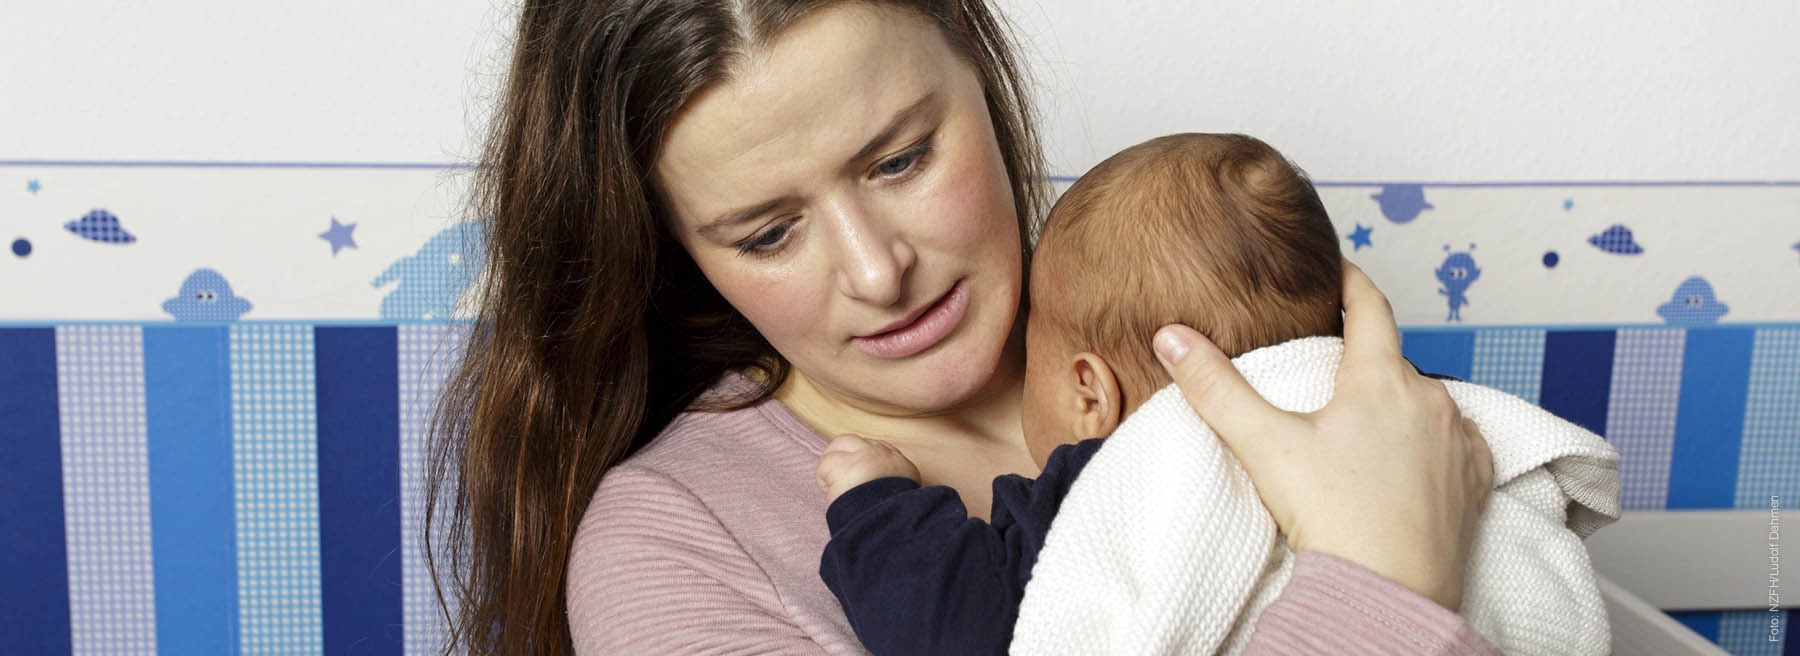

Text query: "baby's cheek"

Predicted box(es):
[1019, 386, 1059, 468]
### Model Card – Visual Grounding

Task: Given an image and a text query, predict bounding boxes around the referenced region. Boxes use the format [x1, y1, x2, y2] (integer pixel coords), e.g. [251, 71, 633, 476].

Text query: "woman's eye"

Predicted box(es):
[875, 139, 932, 178]
[738, 223, 791, 256]
[877, 152, 918, 176]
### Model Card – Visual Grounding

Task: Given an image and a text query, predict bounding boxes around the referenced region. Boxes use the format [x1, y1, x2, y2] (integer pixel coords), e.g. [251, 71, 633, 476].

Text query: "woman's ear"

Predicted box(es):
[1068, 352, 1123, 439]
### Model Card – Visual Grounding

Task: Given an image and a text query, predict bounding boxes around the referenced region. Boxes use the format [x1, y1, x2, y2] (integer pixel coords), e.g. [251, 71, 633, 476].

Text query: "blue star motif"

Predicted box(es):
[1346, 223, 1374, 251]
[27, 179, 41, 194]
[319, 217, 358, 256]
[1563, 198, 1574, 211]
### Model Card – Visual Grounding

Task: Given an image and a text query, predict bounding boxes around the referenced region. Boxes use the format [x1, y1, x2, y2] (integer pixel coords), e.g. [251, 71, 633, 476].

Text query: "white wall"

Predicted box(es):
[0, 1, 508, 164]
[2, 1, 1796, 324]
[8, 1, 1794, 178]
[1001, 1, 1800, 181]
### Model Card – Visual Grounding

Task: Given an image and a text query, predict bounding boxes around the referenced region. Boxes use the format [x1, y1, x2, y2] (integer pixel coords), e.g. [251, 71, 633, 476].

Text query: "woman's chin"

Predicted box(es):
[872, 330, 1014, 411]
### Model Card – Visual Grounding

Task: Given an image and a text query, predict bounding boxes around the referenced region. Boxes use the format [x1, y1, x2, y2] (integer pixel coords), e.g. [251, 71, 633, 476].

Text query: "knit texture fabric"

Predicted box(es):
[1010, 337, 1621, 655]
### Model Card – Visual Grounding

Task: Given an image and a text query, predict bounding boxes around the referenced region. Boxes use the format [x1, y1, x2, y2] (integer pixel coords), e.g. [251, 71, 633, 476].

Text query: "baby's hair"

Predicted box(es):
[1032, 133, 1343, 405]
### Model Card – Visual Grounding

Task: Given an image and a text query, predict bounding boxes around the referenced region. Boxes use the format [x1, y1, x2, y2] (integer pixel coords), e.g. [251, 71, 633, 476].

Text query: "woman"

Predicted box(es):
[427, 1, 1497, 654]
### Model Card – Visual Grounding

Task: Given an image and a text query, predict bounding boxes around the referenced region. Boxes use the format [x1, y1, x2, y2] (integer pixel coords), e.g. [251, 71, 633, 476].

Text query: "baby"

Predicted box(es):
[815, 133, 1346, 654]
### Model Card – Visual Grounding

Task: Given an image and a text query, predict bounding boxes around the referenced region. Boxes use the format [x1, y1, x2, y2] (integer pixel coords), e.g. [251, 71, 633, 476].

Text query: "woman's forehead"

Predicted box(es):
[653, 3, 966, 230]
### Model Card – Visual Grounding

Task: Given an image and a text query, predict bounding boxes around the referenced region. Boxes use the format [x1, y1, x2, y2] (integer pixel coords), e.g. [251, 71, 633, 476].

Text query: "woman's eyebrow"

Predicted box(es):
[695, 91, 940, 240]
[698, 198, 785, 240]
[846, 91, 940, 167]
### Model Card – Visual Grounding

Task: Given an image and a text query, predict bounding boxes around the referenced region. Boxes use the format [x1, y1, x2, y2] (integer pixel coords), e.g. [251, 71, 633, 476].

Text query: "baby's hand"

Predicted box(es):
[815, 434, 920, 503]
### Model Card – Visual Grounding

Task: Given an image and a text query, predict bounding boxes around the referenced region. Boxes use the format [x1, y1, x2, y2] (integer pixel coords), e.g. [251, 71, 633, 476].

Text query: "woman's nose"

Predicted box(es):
[829, 202, 916, 307]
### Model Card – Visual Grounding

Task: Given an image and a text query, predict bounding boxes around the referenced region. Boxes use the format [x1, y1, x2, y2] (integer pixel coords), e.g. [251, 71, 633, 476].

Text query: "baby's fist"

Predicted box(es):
[815, 434, 920, 503]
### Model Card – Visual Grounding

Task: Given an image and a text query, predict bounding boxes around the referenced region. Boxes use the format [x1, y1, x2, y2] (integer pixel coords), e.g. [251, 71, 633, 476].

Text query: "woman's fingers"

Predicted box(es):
[1154, 324, 1295, 462]
[1465, 418, 1495, 497]
[1339, 260, 1404, 368]
[1153, 309, 1493, 610]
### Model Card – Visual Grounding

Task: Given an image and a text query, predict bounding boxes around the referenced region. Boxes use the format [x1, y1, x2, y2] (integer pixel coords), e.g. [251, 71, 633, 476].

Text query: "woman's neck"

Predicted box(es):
[774, 324, 1028, 454]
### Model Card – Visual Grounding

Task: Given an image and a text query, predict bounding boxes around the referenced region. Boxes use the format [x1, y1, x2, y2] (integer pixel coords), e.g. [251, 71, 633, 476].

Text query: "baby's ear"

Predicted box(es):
[1069, 353, 1124, 439]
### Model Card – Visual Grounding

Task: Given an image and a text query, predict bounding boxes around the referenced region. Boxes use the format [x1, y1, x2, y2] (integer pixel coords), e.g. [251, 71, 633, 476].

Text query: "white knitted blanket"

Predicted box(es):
[1010, 337, 1621, 655]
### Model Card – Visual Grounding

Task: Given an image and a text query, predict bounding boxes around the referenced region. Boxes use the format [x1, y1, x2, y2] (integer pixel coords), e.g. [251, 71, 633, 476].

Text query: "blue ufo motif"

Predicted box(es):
[64, 209, 137, 244]
[1655, 276, 1728, 325]
[163, 269, 253, 321]
[1587, 224, 1644, 255]
[1370, 184, 1434, 224]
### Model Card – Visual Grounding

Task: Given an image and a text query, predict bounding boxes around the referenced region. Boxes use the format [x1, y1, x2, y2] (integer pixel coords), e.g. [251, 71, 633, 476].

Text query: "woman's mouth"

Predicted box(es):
[852, 279, 970, 359]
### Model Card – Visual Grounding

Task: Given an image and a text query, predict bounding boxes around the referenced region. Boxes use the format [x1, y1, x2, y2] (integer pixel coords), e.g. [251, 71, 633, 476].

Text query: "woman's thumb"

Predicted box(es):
[1154, 324, 1289, 460]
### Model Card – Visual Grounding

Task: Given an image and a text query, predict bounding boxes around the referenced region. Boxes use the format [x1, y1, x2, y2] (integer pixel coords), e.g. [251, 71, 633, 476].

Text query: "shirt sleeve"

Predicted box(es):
[983, 436, 1107, 588]
[818, 478, 1019, 656]
[1244, 551, 1503, 655]
[816, 438, 1107, 656]
[567, 466, 833, 655]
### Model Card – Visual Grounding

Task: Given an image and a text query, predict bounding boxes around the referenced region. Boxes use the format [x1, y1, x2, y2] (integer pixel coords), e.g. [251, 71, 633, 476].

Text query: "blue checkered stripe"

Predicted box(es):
[54, 326, 157, 655]
[1717, 610, 1789, 655]
[1606, 329, 1688, 511]
[228, 325, 323, 654]
[1734, 328, 1800, 509]
[1470, 328, 1546, 403]
[399, 324, 467, 656]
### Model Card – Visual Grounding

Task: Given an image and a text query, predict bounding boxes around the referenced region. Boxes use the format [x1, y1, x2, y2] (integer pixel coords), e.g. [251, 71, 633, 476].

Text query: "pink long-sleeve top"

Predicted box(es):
[566, 375, 1500, 654]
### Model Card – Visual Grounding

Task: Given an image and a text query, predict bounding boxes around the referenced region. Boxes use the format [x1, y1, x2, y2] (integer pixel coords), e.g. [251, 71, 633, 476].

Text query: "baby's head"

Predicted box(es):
[1021, 133, 1343, 465]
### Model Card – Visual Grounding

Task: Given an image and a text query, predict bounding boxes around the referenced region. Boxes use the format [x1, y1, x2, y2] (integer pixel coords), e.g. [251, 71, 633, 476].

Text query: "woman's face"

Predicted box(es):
[655, 2, 1023, 414]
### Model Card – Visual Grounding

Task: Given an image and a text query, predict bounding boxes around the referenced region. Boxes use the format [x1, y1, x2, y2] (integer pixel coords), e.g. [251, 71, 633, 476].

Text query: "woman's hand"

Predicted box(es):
[1151, 260, 1494, 610]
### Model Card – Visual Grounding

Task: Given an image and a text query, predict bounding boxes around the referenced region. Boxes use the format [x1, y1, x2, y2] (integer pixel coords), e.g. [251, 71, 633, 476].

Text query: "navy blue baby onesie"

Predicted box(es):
[819, 437, 1106, 656]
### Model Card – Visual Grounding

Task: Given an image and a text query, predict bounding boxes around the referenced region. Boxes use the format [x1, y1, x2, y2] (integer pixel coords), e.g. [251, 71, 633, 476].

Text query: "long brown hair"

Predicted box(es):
[425, 1, 1048, 653]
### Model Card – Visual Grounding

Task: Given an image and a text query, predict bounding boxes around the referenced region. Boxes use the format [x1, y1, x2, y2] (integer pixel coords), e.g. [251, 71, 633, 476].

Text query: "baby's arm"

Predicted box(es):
[816, 435, 1023, 656]
[816, 436, 1108, 656]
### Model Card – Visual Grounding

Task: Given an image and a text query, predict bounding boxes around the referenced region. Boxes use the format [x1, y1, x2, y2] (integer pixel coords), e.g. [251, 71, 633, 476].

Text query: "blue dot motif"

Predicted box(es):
[1543, 251, 1559, 268]
[10, 238, 30, 257]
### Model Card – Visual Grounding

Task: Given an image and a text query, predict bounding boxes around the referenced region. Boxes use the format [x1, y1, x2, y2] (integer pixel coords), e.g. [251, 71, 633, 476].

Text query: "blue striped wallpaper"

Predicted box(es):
[1, 322, 1795, 653]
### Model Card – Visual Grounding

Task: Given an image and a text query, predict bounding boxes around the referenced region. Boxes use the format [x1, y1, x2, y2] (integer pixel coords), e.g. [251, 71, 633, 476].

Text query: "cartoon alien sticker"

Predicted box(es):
[162, 268, 253, 321]
[1655, 276, 1729, 325]
[1434, 244, 1480, 322]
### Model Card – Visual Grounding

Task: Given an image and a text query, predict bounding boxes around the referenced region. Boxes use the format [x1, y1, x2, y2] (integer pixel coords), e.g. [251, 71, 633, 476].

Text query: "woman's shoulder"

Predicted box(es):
[567, 372, 852, 652]
[571, 370, 829, 558]
[621, 371, 827, 483]
[566, 457, 832, 653]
